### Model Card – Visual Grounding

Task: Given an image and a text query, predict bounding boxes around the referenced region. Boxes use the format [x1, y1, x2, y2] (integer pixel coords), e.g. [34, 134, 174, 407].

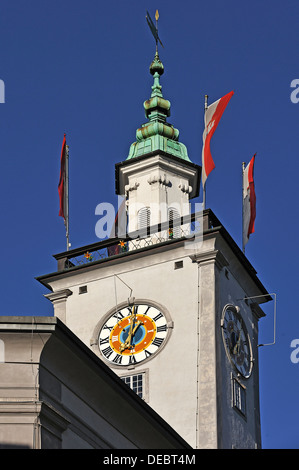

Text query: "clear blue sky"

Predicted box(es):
[0, 0, 298, 449]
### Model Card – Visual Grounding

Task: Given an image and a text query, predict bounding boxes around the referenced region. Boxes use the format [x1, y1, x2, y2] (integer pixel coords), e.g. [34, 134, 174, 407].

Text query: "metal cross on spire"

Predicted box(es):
[146, 10, 164, 50]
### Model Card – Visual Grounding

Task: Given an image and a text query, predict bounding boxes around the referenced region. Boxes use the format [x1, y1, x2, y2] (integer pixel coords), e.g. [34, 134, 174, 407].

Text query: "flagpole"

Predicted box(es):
[203, 95, 208, 210]
[65, 144, 70, 251]
[242, 161, 246, 254]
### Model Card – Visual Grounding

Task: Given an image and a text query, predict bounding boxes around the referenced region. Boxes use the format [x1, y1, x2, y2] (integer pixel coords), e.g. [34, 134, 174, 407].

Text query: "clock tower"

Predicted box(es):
[37, 50, 270, 449]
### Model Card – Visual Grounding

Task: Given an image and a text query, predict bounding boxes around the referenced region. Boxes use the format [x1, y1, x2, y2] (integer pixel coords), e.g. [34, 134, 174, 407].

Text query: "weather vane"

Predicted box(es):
[146, 10, 164, 51]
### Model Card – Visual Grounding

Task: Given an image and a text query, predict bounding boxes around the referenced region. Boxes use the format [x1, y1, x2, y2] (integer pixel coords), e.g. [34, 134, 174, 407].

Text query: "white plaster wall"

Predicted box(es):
[127, 170, 191, 231]
[46, 244, 200, 447]
[44, 231, 265, 449]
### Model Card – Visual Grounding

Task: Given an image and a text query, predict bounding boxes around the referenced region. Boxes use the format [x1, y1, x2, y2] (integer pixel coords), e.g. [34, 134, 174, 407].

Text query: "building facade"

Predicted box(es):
[0, 316, 190, 449]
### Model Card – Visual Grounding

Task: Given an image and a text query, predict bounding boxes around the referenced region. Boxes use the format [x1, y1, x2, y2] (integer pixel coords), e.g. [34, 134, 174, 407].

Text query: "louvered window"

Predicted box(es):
[138, 207, 151, 230]
[168, 207, 180, 238]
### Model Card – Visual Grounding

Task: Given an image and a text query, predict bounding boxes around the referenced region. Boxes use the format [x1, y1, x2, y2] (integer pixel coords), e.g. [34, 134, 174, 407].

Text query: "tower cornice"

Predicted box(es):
[115, 149, 201, 197]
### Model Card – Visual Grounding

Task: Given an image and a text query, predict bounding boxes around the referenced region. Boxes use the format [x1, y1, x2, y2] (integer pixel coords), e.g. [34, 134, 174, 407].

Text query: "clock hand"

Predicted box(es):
[131, 320, 143, 336]
[233, 331, 241, 355]
[126, 306, 135, 341]
[119, 321, 134, 352]
[119, 335, 131, 352]
[120, 320, 144, 352]
[119, 306, 143, 352]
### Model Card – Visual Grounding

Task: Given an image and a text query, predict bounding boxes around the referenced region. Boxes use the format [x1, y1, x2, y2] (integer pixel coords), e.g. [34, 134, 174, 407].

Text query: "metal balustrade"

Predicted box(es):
[54, 210, 219, 272]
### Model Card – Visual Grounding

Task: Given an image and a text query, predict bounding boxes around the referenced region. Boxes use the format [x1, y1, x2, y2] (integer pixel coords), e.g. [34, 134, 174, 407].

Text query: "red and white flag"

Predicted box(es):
[243, 154, 256, 249]
[58, 134, 67, 220]
[202, 91, 234, 188]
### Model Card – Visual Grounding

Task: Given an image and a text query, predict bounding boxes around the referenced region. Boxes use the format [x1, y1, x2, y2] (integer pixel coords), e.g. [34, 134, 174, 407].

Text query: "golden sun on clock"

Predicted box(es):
[98, 304, 169, 367]
[110, 314, 156, 355]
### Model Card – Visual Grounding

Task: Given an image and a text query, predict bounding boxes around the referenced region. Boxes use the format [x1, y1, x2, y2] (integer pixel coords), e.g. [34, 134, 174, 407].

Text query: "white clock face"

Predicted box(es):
[221, 305, 253, 378]
[98, 304, 169, 367]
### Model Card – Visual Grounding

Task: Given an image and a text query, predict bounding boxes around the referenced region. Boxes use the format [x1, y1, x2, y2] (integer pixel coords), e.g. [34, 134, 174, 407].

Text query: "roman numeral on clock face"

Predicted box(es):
[128, 354, 137, 365]
[112, 311, 124, 320]
[99, 336, 110, 345]
[153, 312, 163, 322]
[112, 354, 123, 364]
[157, 325, 167, 333]
[152, 337, 164, 347]
[101, 346, 114, 359]
[103, 324, 113, 332]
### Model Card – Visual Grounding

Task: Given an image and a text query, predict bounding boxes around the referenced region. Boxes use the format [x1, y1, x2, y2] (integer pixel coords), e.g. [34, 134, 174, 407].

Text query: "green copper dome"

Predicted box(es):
[127, 52, 191, 162]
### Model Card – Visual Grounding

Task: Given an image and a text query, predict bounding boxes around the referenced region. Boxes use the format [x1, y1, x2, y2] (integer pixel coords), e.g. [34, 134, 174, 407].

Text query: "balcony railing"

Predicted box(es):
[54, 210, 221, 272]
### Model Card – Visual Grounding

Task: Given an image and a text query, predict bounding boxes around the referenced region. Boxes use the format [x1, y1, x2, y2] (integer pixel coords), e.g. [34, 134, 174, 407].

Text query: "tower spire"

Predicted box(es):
[149, 50, 164, 99]
[126, 14, 190, 162]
